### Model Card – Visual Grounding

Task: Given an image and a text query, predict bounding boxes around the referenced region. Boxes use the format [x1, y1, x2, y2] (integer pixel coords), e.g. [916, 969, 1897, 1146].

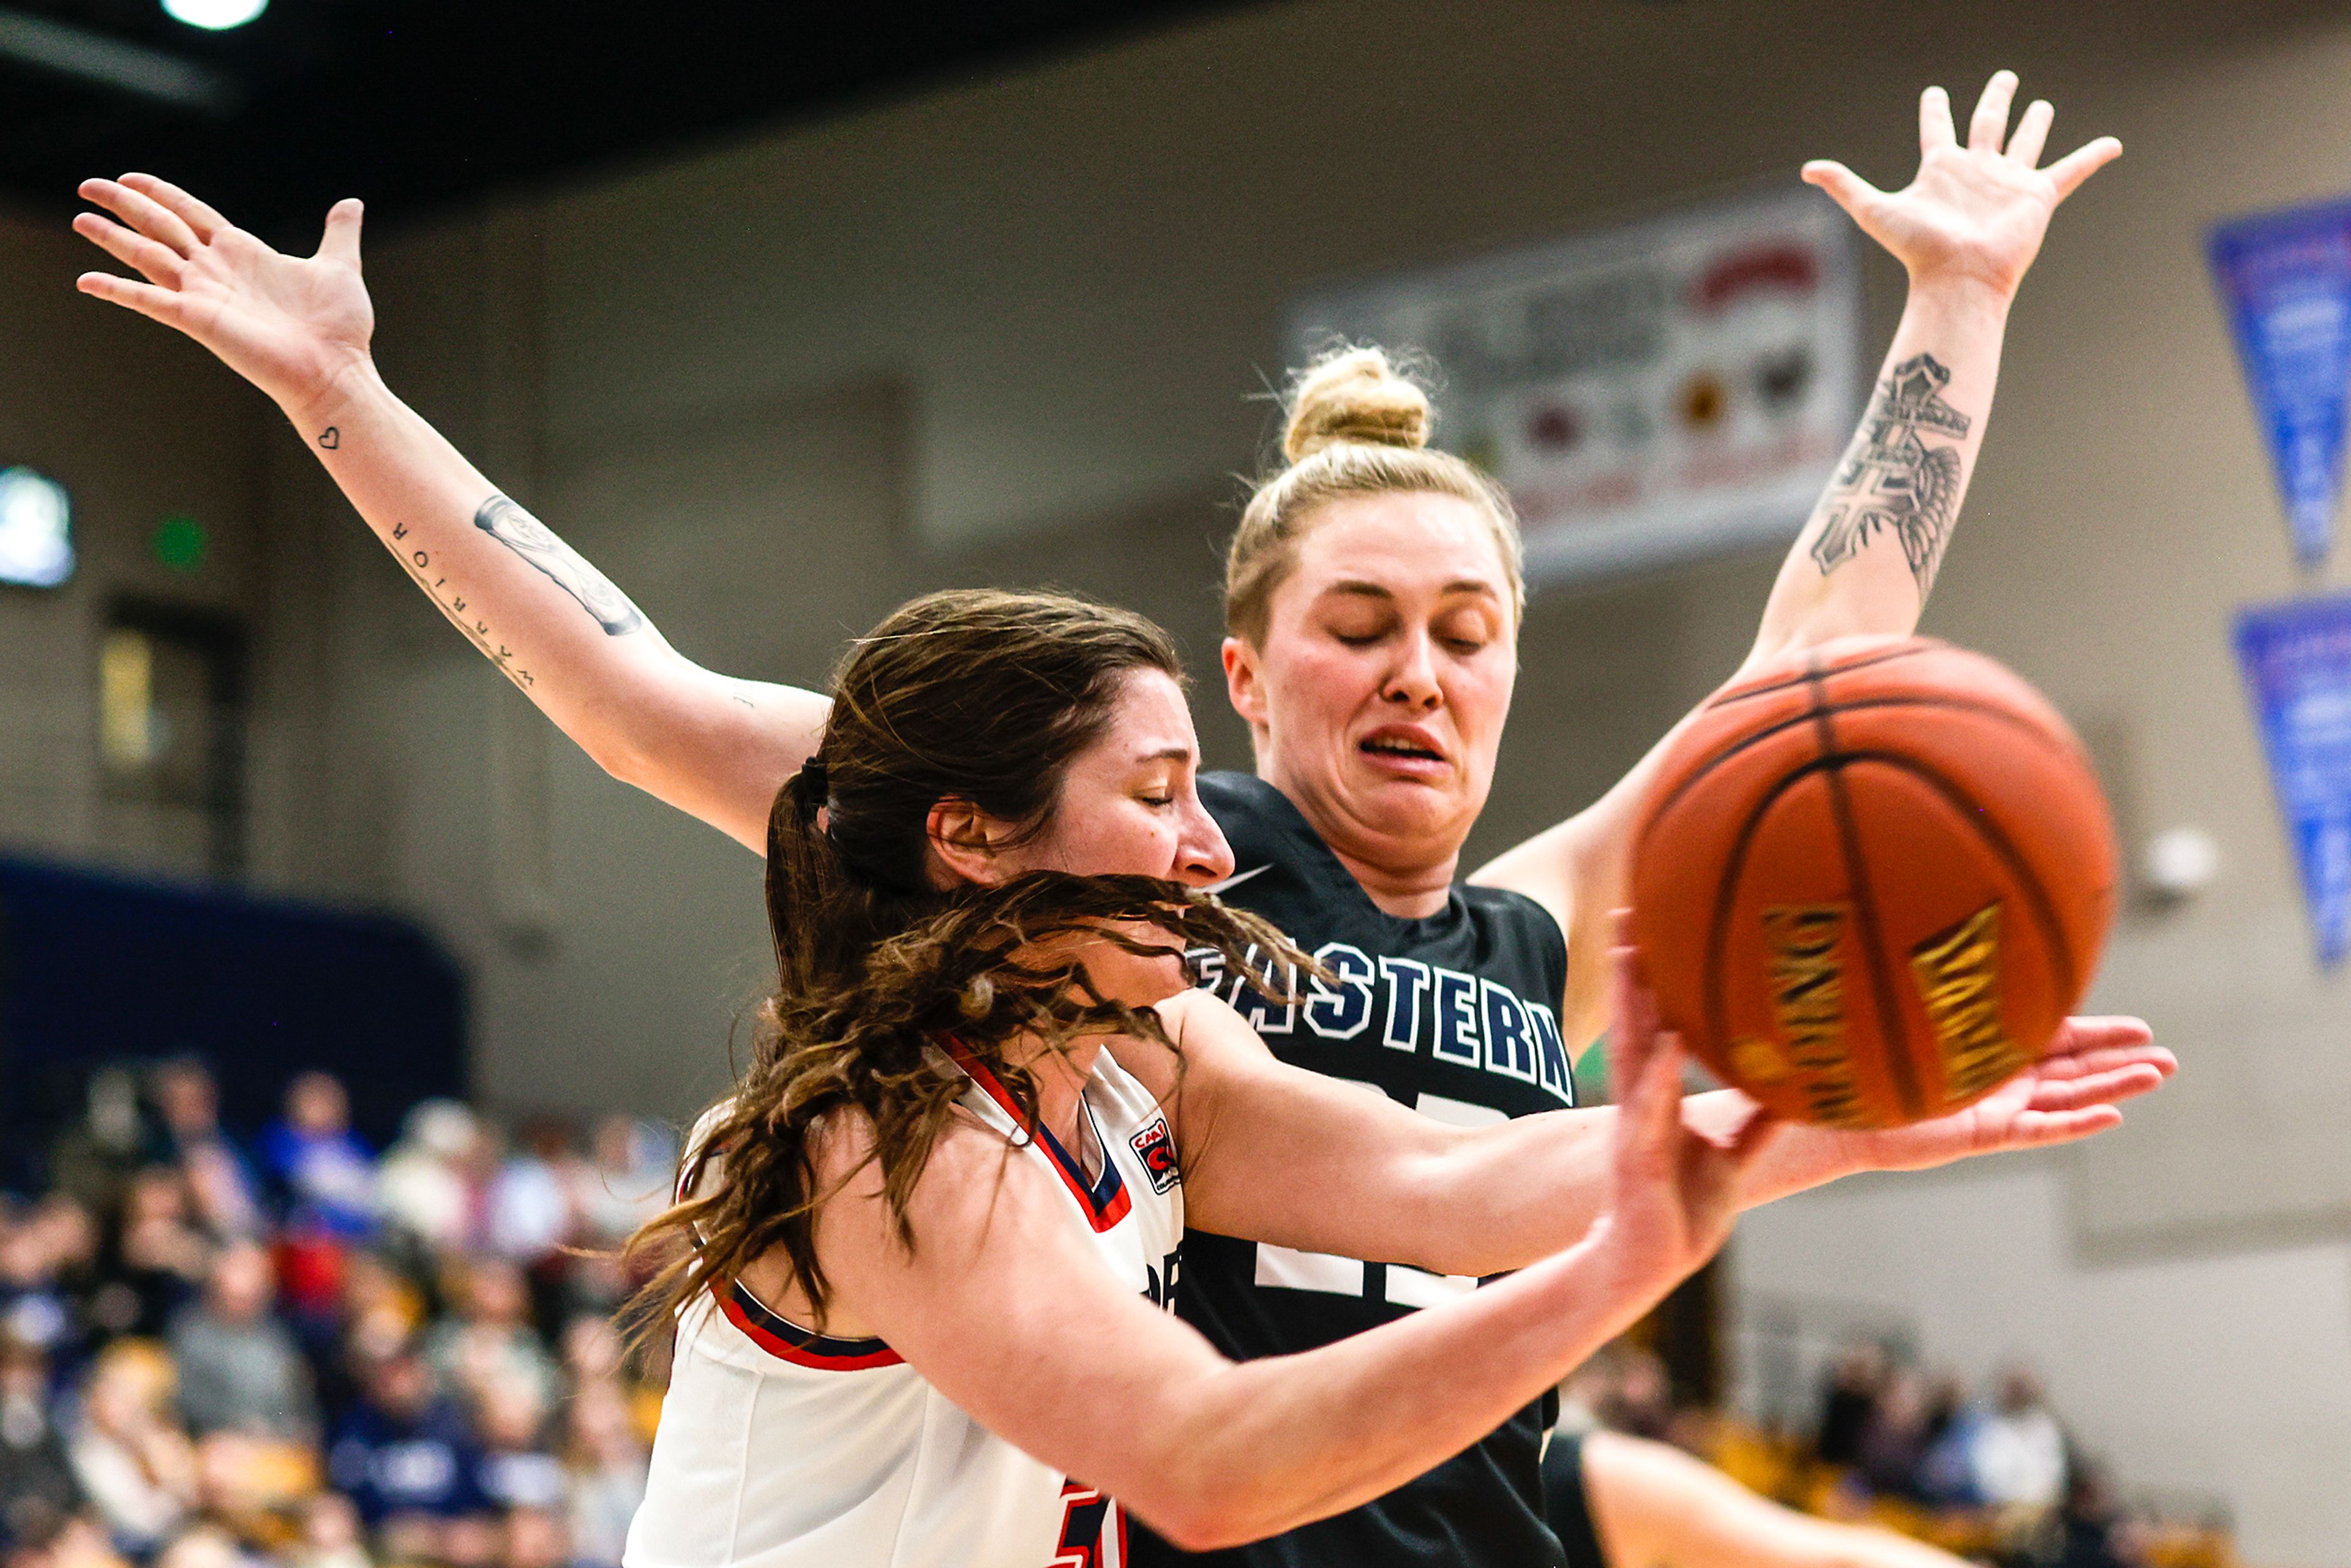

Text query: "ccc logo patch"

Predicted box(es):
[1127, 1116, 1179, 1195]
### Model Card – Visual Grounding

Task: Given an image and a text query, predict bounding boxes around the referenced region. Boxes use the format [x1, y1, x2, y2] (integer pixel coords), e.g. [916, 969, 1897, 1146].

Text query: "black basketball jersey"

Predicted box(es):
[1131, 771, 1577, 1568]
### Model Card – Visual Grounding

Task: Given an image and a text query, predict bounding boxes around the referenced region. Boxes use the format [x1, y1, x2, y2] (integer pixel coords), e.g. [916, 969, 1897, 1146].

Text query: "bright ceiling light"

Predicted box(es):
[160, 0, 267, 30]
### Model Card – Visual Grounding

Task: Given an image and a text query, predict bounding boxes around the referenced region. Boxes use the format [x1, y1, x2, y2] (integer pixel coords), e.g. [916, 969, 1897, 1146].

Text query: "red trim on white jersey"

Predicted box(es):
[718, 1279, 904, 1371]
[943, 1040, 1133, 1232]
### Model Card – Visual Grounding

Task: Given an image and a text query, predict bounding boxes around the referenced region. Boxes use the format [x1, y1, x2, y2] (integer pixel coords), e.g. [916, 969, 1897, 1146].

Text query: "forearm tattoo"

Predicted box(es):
[474, 493, 645, 636]
[1809, 353, 1972, 598]
[384, 517, 538, 693]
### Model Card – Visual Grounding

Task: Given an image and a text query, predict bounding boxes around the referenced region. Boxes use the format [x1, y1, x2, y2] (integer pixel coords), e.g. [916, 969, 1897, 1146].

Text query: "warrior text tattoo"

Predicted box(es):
[474, 493, 645, 636]
[1809, 353, 1972, 598]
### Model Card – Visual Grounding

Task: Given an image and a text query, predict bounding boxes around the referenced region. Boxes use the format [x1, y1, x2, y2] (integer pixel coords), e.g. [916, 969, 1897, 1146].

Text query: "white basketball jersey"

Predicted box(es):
[624, 1044, 1185, 1568]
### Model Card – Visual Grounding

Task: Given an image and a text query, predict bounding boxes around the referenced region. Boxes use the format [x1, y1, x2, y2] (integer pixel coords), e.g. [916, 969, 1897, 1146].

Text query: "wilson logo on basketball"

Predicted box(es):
[1908, 901, 2030, 1100]
[1128, 1117, 1179, 1195]
[1756, 904, 1867, 1128]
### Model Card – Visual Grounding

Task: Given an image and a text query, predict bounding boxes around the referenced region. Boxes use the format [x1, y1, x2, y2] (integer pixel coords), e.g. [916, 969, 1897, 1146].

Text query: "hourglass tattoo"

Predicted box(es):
[474, 493, 645, 636]
[1810, 353, 1972, 598]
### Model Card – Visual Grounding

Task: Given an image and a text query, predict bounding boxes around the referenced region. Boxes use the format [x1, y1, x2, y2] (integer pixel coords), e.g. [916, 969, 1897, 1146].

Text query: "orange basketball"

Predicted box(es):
[1625, 636, 2118, 1129]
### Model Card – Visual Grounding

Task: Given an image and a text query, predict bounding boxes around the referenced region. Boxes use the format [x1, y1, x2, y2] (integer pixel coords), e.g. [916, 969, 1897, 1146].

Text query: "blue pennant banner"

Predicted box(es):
[2233, 594, 2351, 967]
[2208, 200, 2351, 569]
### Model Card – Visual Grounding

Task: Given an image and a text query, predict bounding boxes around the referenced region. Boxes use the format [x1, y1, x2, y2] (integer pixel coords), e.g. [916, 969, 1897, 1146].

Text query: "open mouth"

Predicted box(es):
[1359, 734, 1447, 768]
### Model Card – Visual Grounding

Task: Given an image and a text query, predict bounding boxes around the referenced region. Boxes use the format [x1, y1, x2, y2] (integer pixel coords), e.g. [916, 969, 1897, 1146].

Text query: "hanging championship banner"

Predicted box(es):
[2207, 199, 2351, 569]
[1290, 188, 1861, 587]
[2233, 593, 2351, 967]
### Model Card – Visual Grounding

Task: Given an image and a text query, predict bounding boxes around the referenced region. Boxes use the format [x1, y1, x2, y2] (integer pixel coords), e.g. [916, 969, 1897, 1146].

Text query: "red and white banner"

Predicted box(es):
[1291, 187, 1861, 587]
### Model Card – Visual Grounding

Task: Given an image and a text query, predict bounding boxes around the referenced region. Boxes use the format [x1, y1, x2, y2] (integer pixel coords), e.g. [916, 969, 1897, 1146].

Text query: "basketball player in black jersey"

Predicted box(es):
[76, 69, 2169, 1568]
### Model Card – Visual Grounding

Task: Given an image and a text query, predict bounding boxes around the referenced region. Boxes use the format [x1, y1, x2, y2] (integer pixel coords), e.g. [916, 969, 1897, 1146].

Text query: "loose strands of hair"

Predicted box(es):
[616, 587, 1321, 1348]
[621, 858, 1313, 1345]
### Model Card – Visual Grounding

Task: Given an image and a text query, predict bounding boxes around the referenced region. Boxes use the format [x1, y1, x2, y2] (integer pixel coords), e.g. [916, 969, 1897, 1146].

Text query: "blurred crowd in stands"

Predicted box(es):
[0, 1059, 673, 1568]
[1561, 1341, 2232, 1568]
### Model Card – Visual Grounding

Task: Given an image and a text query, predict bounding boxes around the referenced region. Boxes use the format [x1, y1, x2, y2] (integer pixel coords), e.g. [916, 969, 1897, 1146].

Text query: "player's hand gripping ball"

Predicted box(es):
[1627, 636, 2118, 1128]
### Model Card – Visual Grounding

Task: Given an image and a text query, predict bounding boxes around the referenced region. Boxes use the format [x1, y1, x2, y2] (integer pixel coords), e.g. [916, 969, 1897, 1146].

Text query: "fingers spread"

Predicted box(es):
[316, 198, 366, 270]
[2036, 1041, 2174, 1081]
[2010, 1105, 2125, 1148]
[2052, 1015, 2156, 1051]
[1630, 1030, 1690, 1150]
[1919, 84, 1958, 152]
[1801, 160, 1883, 217]
[75, 271, 185, 326]
[72, 212, 184, 289]
[1606, 933, 1662, 1112]
[2026, 1063, 2166, 1112]
[118, 173, 228, 242]
[2006, 98, 2054, 167]
[1968, 69, 2019, 152]
[2044, 136, 2123, 199]
[79, 178, 199, 257]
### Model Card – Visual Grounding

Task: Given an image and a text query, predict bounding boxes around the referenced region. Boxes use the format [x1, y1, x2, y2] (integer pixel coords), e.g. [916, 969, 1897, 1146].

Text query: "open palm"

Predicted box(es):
[73, 174, 374, 416]
[1843, 1015, 2173, 1173]
[1804, 72, 2121, 297]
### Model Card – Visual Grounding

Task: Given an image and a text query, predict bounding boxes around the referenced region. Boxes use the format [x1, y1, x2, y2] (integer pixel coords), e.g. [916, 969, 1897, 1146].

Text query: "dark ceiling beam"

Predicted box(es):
[0, 6, 238, 113]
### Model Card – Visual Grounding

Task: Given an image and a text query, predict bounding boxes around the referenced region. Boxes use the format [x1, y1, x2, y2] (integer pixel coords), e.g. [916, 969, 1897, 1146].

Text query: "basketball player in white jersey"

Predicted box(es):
[613, 586, 1775, 1564]
[72, 71, 2169, 1567]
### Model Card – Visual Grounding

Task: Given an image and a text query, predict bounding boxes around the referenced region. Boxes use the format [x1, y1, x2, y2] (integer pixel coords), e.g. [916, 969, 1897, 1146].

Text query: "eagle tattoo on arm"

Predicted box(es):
[1809, 353, 1971, 598]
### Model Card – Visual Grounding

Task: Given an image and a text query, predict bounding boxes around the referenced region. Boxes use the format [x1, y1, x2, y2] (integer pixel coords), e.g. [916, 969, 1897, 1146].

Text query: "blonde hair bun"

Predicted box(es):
[1281, 345, 1432, 463]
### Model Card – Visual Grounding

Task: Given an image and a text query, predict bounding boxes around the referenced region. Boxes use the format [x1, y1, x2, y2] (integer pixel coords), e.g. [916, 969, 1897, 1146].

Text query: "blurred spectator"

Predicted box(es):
[1971, 1365, 2070, 1510]
[45, 1071, 149, 1223]
[66, 1340, 198, 1556]
[2023, 1462, 2142, 1568]
[326, 1347, 487, 1551]
[560, 1118, 673, 1317]
[148, 1526, 257, 1568]
[489, 1122, 574, 1269]
[257, 1075, 378, 1241]
[146, 1062, 261, 1243]
[0, 1334, 81, 1521]
[1, 1504, 131, 1568]
[1857, 1365, 1937, 1501]
[499, 1505, 572, 1568]
[564, 1379, 647, 1568]
[168, 1242, 316, 1442]
[426, 1256, 558, 1414]
[572, 1117, 671, 1252]
[1, 1201, 89, 1365]
[378, 1102, 491, 1254]
[95, 1170, 211, 1341]
[1815, 1341, 1885, 1467]
[282, 1493, 369, 1568]
[473, 1378, 566, 1515]
[1591, 1346, 1674, 1442]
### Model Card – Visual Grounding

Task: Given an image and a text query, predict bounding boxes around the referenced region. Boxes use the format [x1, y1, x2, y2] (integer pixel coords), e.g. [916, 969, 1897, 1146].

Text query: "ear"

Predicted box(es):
[925, 798, 1008, 887]
[1222, 636, 1268, 730]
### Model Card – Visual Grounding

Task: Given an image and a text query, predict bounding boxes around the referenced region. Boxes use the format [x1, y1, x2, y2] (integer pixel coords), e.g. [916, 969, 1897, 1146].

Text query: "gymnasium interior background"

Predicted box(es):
[4, 1, 2350, 1563]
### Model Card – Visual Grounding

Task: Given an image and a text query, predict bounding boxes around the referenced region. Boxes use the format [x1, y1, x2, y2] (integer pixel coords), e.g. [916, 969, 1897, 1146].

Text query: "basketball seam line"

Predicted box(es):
[1831, 749, 2084, 1006]
[1638, 692, 2078, 850]
[1702, 642, 1943, 711]
[1810, 661, 1927, 1124]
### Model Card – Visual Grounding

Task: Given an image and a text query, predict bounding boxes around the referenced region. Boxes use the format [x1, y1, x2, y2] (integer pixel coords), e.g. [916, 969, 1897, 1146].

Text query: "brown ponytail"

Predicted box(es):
[624, 589, 1311, 1337]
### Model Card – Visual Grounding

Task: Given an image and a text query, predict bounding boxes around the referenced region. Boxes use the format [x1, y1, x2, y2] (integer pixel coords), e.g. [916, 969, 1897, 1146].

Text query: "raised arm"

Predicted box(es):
[1474, 72, 2121, 1048]
[71, 175, 816, 852]
[827, 983, 1763, 1552]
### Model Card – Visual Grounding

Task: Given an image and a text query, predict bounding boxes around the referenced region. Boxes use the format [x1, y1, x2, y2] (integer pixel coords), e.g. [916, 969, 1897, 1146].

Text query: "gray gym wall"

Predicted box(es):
[4, 0, 2350, 1557]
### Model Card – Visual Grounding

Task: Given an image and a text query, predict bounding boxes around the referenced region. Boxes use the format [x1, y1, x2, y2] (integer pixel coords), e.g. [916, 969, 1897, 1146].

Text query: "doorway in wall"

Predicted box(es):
[96, 601, 246, 879]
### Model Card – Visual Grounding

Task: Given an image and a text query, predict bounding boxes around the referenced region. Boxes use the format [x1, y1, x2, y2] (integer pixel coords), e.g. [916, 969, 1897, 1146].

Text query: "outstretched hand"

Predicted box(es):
[1597, 931, 1780, 1293]
[1802, 70, 2120, 298]
[73, 176, 374, 418]
[1831, 1015, 2173, 1174]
